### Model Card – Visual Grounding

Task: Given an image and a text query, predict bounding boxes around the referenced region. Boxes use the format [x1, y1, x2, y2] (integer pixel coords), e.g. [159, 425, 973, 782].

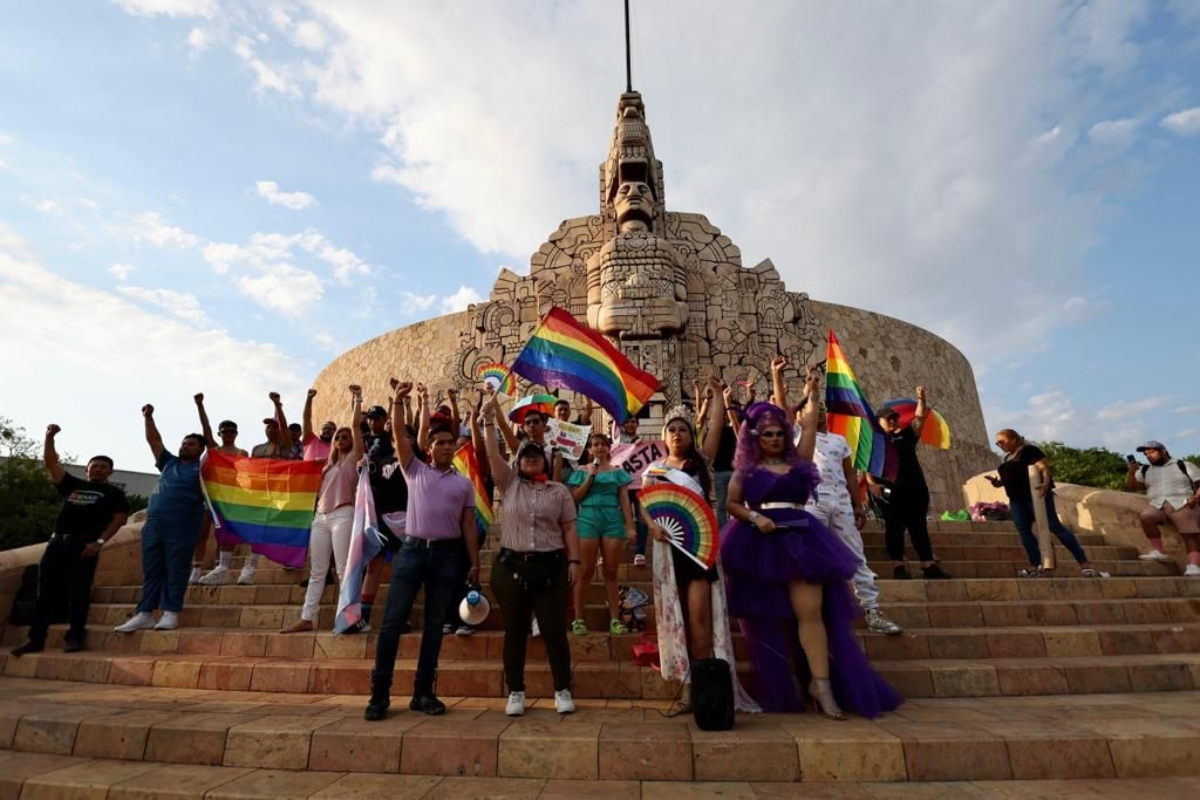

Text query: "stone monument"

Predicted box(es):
[312, 89, 997, 510]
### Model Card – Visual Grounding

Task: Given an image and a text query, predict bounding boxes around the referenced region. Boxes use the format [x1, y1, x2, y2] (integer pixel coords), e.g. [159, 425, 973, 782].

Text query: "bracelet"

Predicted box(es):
[568, 558, 582, 565]
[748, 510, 760, 523]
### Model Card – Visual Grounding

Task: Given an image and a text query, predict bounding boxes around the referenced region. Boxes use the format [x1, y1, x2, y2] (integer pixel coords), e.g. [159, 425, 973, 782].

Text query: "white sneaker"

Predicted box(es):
[188, 566, 201, 585]
[198, 565, 230, 585]
[1185, 564, 1200, 577]
[114, 612, 155, 633]
[236, 565, 257, 585]
[506, 691, 526, 717]
[154, 611, 180, 630]
[554, 689, 576, 715]
[1139, 550, 1173, 562]
[531, 618, 541, 638]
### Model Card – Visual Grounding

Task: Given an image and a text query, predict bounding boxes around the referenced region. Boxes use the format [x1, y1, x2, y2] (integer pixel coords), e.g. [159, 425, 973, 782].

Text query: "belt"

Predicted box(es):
[757, 502, 805, 510]
[498, 548, 564, 563]
[400, 535, 459, 550]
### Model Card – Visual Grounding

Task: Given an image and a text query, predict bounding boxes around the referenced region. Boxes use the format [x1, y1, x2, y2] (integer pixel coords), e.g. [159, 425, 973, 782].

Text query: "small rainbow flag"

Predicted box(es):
[880, 398, 952, 450]
[511, 306, 659, 423]
[201, 450, 323, 569]
[824, 330, 887, 477]
[452, 441, 493, 536]
[475, 361, 515, 395]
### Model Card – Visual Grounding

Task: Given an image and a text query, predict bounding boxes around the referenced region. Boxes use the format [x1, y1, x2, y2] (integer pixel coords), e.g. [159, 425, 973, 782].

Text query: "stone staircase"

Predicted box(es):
[1, 519, 1199, 797]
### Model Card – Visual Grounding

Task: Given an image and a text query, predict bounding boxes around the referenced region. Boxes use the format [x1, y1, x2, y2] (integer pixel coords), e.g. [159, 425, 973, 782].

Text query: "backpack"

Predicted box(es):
[1141, 460, 1199, 490]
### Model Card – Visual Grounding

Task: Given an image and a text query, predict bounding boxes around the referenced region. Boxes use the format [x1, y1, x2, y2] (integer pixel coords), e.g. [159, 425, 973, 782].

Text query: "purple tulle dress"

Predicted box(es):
[720, 462, 902, 717]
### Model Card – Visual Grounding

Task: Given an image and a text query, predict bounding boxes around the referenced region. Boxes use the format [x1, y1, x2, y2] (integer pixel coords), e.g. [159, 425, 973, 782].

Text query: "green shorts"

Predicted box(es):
[576, 505, 627, 540]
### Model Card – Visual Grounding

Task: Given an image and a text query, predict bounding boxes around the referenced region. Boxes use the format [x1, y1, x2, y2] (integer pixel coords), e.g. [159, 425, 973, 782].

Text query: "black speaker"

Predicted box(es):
[691, 658, 734, 731]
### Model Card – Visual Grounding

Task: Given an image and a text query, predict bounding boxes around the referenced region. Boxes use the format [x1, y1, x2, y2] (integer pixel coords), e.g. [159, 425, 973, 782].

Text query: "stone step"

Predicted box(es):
[1, 676, 1199, 784]
[6, 646, 1200, 699]
[14, 621, 1200, 667]
[860, 544, 1141, 561]
[91, 574, 1200, 613]
[880, 596, 1200, 630]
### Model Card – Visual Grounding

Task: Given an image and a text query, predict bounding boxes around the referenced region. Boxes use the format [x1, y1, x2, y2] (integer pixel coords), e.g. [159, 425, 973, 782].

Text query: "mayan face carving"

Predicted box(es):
[586, 180, 688, 339]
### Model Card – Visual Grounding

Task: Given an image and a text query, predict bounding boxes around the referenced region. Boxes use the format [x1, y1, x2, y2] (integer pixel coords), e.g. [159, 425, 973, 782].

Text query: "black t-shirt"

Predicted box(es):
[54, 474, 129, 540]
[997, 445, 1050, 503]
[712, 425, 738, 472]
[886, 426, 926, 490]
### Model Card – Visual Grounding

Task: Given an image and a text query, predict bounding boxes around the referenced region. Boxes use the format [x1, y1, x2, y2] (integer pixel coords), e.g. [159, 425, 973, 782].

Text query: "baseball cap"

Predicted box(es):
[262, 417, 279, 426]
[364, 405, 388, 418]
[1136, 440, 1166, 452]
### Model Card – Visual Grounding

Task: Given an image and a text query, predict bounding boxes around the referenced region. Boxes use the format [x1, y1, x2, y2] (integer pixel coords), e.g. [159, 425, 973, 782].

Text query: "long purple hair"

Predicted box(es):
[733, 402, 804, 476]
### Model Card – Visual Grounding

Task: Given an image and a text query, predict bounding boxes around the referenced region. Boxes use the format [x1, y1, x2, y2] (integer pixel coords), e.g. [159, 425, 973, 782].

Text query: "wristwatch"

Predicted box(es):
[748, 511, 760, 523]
[94, 538, 106, 545]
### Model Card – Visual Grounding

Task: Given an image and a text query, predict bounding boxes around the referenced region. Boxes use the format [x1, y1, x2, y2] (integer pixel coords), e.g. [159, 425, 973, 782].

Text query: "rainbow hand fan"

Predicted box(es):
[880, 398, 952, 450]
[638, 483, 719, 569]
[475, 362, 515, 395]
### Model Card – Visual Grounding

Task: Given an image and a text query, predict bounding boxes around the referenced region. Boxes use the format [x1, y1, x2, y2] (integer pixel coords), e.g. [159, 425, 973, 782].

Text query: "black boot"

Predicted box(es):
[922, 563, 953, 580]
[410, 675, 446, 716]
[9, 640, 44, 657]
[364, 688, 390, 721]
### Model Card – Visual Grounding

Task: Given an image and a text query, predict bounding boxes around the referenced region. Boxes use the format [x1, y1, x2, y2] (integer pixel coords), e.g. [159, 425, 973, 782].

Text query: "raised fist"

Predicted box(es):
[447, 388, 458, 401]
[389, 377, 400, 391]
[308, 388, 318, 399]
[268, 392, 281, 404]
[771, 355, 787, 373]
[193, 393, 204, 404]
[395, 381, 413, 398]
[142, 404, 155, 417]
[348, 384, 362, 396]
[916, 385, 927, 402]
[46, 424, 61, 437]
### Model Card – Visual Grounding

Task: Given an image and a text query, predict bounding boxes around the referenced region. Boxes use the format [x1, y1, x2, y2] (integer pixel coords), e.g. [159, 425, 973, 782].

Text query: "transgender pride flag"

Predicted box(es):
[333, 467, 383, 633]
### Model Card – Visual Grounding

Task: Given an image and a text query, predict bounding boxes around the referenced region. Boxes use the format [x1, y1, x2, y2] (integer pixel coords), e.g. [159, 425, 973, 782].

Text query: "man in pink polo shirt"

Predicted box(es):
[365, 381, 479, 721]
[300, 388, 336, 462]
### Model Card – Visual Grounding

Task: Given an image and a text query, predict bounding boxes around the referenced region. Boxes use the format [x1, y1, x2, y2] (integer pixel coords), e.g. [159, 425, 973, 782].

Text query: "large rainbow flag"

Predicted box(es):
[201, 450, 322, 569]
[452, 441, 493, 537]
[824, 330, 888, 478]
[511, 306, 659, 423]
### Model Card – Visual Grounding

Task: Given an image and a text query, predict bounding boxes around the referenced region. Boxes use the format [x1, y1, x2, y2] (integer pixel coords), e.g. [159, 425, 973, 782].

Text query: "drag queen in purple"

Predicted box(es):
[721, 373, 901, 719]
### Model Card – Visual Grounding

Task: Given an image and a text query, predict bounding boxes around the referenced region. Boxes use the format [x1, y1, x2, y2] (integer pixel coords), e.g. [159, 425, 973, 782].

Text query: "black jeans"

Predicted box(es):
[29, 536, 98, 645]
[370, 538, 461, 699]
[883, 485, 934, 563]
[444, 532, 485, 626]
[490, 551, 572, 693]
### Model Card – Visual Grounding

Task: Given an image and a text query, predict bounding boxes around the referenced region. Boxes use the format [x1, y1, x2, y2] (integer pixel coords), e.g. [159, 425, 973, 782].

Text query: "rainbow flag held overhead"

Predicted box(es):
[452, 441, 493, 537]
[824, 330, 888, 478]
[201, 450, 322, 569]
[511, 306, 659, 423]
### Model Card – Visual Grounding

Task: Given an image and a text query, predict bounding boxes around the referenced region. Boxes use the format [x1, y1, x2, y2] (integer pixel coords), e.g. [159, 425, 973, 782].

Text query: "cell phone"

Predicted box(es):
[1126, 454, 1137, 464]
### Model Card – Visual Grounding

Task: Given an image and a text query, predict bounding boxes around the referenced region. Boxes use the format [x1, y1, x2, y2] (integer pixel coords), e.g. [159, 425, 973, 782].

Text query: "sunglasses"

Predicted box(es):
[758, 431, 786, 439]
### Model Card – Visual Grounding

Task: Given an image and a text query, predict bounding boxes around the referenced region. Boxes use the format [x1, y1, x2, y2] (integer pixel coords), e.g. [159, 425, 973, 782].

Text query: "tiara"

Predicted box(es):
[662, 404, 694, 426]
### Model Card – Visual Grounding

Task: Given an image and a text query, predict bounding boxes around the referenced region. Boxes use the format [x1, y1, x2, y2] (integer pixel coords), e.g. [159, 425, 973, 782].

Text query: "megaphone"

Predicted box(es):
[459, 588, 491, 626]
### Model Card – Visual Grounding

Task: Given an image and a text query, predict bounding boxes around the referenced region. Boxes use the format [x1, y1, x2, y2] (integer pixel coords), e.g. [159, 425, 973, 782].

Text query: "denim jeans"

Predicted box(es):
[29, 536, 98, 645]
[371, 539, 461, 698]
[714, 470, 734, 528]
[1009, 493, 1088, 566]
[137, 515, 202, 614]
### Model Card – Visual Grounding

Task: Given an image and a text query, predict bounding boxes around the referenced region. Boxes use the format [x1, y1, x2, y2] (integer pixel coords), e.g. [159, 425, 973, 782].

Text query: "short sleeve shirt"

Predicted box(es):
[1138, 459, 1200, 509]
[148, 451, 204, 520]
[401, 458, 474, 540]
[813, 432, 852, 499]
[997, 445, 1050, 503]
[567, 468, 632, 511]
[53, 474, 129, 539]
[885, 426, 926, 490]
[302, 432, 332, 462]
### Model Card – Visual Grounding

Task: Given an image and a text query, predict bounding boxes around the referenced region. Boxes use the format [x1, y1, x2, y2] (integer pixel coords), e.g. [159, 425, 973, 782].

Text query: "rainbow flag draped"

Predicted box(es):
[452, 441, 493, 537]
[200, 450, 322, 568]
[824, 330, 887, 477]
[511, 306, 659, 423]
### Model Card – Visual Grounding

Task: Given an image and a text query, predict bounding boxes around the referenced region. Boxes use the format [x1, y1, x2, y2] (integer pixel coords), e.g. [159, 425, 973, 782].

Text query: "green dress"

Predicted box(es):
[567, 468, 633, 539]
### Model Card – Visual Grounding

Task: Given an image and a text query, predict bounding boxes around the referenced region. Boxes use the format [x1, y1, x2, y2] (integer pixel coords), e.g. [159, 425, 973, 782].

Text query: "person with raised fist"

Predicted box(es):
[11, 425, 129, 657]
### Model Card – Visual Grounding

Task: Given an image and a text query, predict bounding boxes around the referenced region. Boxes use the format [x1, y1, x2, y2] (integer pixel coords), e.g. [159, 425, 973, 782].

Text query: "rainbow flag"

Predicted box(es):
[511, 306, 659, 423]
[452, 441, 493, 536]
[824, 330, 887, 477]
[201, 450, 322, 568]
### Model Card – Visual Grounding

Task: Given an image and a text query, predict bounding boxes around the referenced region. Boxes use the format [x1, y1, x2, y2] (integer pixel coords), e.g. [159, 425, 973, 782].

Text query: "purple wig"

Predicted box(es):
[732, 402, 804, 476]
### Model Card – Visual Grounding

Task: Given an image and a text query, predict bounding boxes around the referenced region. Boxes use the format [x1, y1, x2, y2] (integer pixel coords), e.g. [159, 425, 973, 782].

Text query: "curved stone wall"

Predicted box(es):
[312, 299, 995, 512]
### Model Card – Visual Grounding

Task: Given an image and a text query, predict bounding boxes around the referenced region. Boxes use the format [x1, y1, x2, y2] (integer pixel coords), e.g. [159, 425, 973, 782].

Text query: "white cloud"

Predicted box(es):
[117, 285, 208, 323]
[1161, 107, 1200, 137]
[1174, 404, 1200, 415]
[440, 285, 483, 313]
[1096, 397, 1172, 421]
[0, 233, 305, 469]
[400, 291, 437, 314]
[291, 20, 326, 50]
[77, 197, 99, 210]
[112, 0, 216, 18]
[125, 211, 199, 248]
[1087, 117, 1139, 149]
[203, 230, 370, 285]
[186, 27, 210, 52]
[987, 389, 1158, 451]
[109, 263, 134, 281]
[1062, 296, 1113, 324]
[0, 160, 9, 171]
[20, 195, 62, 215]
[234, 264, 323, 317]
[0, 133, 12, 146]
[232, 37, 296, 95]
[255, 180, 316, 210]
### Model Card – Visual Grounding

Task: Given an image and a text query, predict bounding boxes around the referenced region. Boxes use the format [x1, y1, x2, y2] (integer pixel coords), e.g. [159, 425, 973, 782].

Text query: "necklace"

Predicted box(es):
[763, 457, 785, 466]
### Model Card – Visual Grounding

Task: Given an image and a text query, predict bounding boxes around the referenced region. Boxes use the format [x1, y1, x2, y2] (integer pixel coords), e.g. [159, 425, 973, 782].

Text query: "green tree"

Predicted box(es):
[0, 417, 66, 551]
[1033, 441, 1129, 491]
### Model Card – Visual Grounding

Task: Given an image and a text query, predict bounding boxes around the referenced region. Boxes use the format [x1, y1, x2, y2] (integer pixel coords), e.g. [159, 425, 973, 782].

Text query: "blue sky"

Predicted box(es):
[2, 0, 1199, 472]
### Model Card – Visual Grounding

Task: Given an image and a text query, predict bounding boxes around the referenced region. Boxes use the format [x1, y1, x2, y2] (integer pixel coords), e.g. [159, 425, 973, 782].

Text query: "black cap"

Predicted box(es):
[364, 405, 388, 418]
